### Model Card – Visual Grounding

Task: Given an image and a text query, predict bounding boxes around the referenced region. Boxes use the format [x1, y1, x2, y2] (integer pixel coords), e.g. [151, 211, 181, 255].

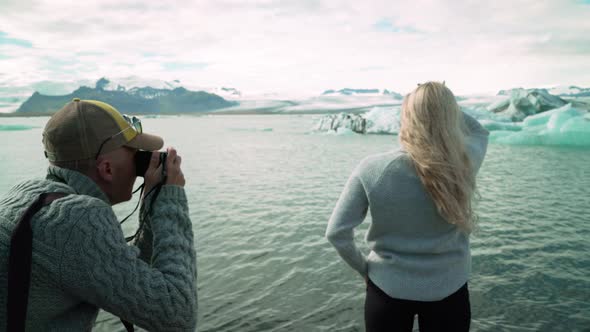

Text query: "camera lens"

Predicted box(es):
[134, 151, 169, 177]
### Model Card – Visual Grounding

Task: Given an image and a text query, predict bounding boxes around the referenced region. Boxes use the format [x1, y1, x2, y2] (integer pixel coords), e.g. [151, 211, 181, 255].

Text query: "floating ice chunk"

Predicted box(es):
[463, 106, 513, 122]
[314, 112, 368, 133]
[489, 130, 543, 145]
[364, 106, 400, 134]
[549, 117, 590, 146]
[489, 88, 567, 121]
[490, 105, 590, 146]
[312, 101, 590, 147]
[479, 120, 522, 132]
[522, 104, 581, 127]
[548, 85, 590, 97]
[486, 99, 510, 113]
[314, 107, 400, 135]
[336, 127, 355, 135]
[322, 127, 357, 136]
[547, 109, 579, 132]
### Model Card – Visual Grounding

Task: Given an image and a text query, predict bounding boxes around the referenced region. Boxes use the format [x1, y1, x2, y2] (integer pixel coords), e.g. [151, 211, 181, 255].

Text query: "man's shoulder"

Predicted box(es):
[57, 193, 111, 213]
[3, 178, 104, 204]
[2, 178, 52, 196]
[0, 179, 115, 251]
[1, 178, 112, 223]
[0, 178, 59, 214]
[32, 193, 116, 250]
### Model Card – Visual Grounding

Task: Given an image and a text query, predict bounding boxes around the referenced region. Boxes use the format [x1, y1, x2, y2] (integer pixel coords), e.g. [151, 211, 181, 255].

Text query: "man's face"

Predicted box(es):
[99, 146, 137, 204]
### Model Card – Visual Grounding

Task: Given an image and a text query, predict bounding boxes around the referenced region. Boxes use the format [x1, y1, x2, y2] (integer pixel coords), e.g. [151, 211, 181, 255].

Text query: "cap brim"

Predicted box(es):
[125, 133, 164, 151]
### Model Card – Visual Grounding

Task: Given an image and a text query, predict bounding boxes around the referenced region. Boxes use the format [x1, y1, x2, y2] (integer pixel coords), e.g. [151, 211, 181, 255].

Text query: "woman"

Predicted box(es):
[325, 81, 489, 331]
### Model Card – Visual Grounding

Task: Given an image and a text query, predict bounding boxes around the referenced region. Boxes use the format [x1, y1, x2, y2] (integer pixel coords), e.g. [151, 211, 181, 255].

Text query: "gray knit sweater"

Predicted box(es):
[326, 113, 489, 301]
[0, 166, 197, 331]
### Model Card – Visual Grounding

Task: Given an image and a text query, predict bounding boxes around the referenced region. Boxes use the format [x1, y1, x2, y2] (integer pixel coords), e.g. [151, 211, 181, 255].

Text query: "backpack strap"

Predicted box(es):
[7, 192, 69, 332]
[122, 319, 134, 331]
[7, 192, 135, 332]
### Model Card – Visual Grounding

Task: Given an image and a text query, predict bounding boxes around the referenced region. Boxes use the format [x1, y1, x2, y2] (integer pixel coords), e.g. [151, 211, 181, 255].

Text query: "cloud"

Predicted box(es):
[0, 0, 588, 98]
[373, 18, 419, 33]
[0, 31, 32, 48]
[162, 62, 209, 71]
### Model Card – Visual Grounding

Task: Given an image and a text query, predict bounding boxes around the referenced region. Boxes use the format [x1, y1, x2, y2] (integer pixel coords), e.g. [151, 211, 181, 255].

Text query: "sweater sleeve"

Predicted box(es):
[462, 112, 490, 173]
[59, 186, 197, 332]
[325, 167, 369, 277]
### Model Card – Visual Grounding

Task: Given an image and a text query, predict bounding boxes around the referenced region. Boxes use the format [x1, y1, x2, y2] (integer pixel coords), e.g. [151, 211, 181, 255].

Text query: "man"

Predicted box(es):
[0, 99, 197, 331]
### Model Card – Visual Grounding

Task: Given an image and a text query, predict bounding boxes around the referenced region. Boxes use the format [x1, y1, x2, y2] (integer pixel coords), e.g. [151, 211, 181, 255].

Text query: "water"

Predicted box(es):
[1, 115, 589, 331]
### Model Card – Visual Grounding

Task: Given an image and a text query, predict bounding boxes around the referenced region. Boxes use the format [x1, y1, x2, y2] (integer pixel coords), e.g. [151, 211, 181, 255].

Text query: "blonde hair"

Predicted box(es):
[400, 81, 476, 232]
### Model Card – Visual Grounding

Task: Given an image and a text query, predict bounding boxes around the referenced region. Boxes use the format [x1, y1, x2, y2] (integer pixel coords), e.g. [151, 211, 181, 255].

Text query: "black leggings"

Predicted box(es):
[365, 278, 471, 332]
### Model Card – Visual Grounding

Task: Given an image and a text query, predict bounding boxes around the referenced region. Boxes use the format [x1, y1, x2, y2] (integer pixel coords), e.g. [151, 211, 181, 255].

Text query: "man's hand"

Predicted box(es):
[143, 147, 185, 197]
[164, 147, 185, 187]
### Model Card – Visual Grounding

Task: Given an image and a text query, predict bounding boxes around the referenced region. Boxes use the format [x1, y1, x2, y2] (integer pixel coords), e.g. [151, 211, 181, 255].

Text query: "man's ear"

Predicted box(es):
[96, 158, 114, 183]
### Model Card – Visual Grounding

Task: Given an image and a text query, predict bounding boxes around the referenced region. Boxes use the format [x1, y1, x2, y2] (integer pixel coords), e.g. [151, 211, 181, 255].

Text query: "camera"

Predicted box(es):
[135, 150, 168, 177]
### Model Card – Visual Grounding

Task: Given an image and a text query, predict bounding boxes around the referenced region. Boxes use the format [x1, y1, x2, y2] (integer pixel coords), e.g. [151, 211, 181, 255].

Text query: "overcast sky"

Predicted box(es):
[1, 0, 589, 97]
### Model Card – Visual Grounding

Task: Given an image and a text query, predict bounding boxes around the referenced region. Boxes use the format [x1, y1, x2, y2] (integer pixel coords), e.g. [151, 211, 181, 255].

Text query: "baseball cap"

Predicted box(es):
[43, 98, 163, 162]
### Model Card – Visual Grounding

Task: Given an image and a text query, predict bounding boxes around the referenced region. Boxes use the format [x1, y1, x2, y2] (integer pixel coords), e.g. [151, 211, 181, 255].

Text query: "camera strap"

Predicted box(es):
[7, 192, 134, 332]
[125, 169, 168, 243]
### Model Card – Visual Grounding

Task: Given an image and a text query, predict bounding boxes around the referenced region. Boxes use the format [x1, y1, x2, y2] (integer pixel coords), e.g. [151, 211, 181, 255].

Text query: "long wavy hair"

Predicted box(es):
[400, 81, 476, 232]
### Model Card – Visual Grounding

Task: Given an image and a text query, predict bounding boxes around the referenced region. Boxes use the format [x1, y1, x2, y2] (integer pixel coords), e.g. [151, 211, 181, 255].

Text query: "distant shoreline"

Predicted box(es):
[0, 106, 377, 118]
[0, 112, 52, 118]
[2, 99, 588, 118]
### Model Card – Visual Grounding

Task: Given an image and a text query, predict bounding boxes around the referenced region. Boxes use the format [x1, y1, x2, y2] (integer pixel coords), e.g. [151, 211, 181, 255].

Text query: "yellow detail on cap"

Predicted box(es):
[73, 98, 80, 102]
[85, 100, 137, 142]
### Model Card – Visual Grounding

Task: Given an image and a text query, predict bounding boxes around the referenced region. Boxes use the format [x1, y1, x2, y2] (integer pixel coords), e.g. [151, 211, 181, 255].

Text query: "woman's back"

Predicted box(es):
[326, 81, 489, 331]
[363, 151, 453, 240]
[328, 120, 487, 301]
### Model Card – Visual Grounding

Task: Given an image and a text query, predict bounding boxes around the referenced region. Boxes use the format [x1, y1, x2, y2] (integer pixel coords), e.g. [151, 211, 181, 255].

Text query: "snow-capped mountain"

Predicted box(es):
[321, 88, 402, 99]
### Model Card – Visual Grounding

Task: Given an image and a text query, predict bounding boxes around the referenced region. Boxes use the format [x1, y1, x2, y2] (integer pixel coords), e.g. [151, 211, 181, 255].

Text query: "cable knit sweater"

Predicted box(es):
[326, 113, 489, 301]
[0, 166, 197, 331]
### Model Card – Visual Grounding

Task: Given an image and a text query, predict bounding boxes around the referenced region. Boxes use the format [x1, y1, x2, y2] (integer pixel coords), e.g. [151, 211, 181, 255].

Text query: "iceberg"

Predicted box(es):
[548, 85, 590, 97]
[479, 120, 522, 132]
[314, 113, 367, 133]
[522, 104, 582, 127]
[364, 106, 401, 134]
[488, 88, 567, 121]
[313, 102, 590, 147]
[486, 98, 510, 113]
[313, 106, 402, 135]
[490, 104, 590, 147]
[323, 127, 356, 136]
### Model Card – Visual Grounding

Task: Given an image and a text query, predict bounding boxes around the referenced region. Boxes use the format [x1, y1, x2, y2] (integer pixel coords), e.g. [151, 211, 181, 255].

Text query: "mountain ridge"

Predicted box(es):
[15, 78, 238, 115]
